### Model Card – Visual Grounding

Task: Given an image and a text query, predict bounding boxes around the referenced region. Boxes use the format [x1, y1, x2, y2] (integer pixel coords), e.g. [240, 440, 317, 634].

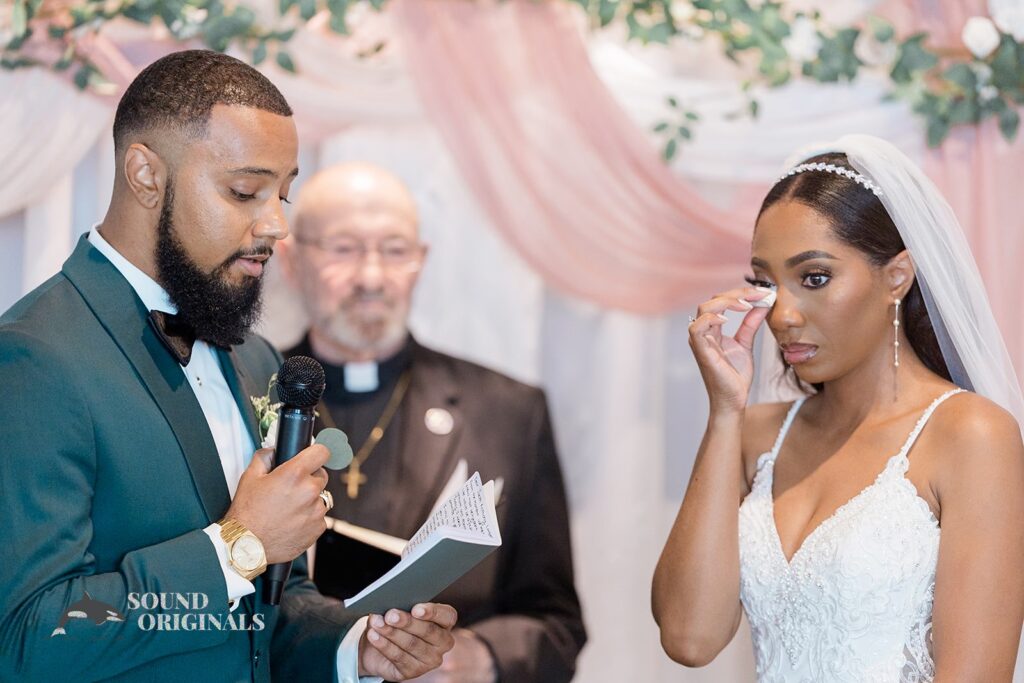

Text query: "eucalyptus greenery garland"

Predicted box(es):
[4, 0, 1023, 155]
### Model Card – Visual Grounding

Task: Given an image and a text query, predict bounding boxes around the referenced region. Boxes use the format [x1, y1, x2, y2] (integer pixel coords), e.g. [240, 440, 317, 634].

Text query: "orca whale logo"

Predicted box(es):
[51, 591, 126, 637]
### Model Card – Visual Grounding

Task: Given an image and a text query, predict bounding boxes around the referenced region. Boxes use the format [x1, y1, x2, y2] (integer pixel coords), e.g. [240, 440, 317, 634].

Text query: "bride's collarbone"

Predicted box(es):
[771, 413, 946, 534]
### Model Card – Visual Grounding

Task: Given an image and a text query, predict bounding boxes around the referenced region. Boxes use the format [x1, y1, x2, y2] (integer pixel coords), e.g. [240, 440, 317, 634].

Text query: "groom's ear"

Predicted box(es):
[123, 142, 166, 211]
[886, 250, 915, 299]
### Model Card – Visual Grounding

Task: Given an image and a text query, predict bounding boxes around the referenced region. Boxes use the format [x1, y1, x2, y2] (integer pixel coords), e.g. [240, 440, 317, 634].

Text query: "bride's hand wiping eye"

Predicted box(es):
[688, 286, 773, 413]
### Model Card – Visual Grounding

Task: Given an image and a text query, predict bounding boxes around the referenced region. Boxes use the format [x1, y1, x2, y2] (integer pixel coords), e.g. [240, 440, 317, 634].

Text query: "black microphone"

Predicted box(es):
[264, 355, 326, 606]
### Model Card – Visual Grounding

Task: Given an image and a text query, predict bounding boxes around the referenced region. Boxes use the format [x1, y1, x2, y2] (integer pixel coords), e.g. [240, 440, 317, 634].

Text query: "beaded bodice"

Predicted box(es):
[738, 389, 962, 682]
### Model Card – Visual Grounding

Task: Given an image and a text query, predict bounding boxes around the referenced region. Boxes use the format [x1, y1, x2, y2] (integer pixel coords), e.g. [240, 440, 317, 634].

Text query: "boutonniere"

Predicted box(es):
[250, 374, 282, 449]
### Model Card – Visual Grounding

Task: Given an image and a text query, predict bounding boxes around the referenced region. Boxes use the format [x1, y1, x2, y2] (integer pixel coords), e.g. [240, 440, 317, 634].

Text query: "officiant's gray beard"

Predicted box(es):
[320, 302, 408, 359]
[154, 178, 265, 347]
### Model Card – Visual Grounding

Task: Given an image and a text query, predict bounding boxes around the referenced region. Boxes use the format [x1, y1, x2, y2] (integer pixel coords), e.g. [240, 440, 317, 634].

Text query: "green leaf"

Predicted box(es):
[943, 63, 976, 93]
[626, 13, 645, 41]
[667, 96, 678, 108]
[990, 37, 1019, 90]
[749, 98, 759, 117]
[685, 110, 699, 121]
[48, 25, 67, 39]
[926, 117, 949, 148]
[327, 0, 350, 34]
[663, 137, 678, 161]
[677, 126, 692, 139]
[252, 41, 267, 65]
[73, 65, 92, 90]
[12, 1, 28, 38]
[54, 44, 75, 71]
[647, 20, 673, 44]
[598, 0, 618, 27]
[868, 16, 894, 43]
[891, 34, 938, 84]
[276, 50, 296, 73]
[299, 0, 317, 21]
[279, 0, 296, 13]
[653, 121, 669, 132]
[329, 12, 348, 34]
[947, 96, 979, 125]
[999, 106, 1020, 142]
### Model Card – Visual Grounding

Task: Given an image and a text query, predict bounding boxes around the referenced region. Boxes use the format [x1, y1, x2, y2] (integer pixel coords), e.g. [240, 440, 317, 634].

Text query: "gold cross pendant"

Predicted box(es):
[343, 462, 368, 499]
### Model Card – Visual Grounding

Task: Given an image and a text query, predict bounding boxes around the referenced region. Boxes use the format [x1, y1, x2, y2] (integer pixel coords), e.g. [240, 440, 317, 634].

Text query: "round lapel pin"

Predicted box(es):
[424, 407, 454, 436]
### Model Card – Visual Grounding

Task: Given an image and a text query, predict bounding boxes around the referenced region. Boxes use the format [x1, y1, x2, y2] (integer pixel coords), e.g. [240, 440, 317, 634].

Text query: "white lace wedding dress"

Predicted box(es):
[738, 389, 962, 682]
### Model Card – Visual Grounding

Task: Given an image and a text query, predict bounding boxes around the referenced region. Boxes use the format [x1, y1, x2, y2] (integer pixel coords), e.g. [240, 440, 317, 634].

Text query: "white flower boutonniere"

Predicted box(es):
[250, 374, 282, 449]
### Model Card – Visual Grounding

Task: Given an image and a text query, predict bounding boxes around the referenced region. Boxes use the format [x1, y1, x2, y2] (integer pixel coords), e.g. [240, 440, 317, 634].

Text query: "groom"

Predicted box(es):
[0, 50, 455, 682]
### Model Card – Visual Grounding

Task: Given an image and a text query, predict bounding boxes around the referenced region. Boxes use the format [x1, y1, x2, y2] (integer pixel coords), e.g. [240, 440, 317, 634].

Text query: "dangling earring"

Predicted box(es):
[892, 298, 901, 400]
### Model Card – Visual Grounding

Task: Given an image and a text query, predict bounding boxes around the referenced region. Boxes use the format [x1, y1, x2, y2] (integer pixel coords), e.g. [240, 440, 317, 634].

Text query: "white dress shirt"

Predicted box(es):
[87, 230, 375, 683]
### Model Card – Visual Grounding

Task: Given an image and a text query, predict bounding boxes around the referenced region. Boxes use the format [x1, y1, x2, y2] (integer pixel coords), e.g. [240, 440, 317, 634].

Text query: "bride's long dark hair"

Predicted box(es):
[758, 152, 951, 391]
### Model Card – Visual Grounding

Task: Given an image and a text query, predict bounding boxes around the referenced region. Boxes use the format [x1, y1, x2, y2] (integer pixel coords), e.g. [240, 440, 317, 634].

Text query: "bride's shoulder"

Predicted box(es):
[923, 390, 1023, 478]
[928, 390, 1021, 446]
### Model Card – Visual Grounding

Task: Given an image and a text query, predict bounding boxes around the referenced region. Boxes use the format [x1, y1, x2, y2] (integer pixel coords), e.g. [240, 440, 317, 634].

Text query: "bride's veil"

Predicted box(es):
[749, 134, 1024, 430]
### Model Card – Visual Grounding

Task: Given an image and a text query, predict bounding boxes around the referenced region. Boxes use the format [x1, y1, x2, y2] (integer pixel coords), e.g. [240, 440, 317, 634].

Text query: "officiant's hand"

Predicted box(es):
[358, 603, 458, 680]
[688, 287, 772, 413]
[405, 628, 496, 683]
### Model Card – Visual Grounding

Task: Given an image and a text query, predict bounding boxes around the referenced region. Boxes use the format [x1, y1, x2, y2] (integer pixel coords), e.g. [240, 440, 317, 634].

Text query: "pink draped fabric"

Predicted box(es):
[391, 0, 759, 315]
[397, 0, 1023, 379]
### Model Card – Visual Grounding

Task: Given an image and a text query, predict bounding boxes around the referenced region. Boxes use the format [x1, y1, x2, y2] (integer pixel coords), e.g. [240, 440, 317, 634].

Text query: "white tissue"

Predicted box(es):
[750, 287, 777, 308]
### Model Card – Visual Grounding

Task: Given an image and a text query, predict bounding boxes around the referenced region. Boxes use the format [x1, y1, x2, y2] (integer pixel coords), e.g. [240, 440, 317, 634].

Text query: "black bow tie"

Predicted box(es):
[148, 310, 196, 366]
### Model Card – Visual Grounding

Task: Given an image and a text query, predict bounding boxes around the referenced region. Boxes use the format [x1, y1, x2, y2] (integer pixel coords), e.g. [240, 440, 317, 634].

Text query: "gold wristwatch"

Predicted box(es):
[217, 518, 267, 581]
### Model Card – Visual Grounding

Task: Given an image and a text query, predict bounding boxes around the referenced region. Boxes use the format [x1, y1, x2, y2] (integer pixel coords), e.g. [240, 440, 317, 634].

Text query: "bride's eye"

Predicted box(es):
[744, 275, 776, 289]
[802, 271, 831, 289]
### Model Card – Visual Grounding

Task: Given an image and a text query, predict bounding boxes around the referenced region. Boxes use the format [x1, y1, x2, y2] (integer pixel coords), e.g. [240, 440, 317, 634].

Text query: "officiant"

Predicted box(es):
[279, 163, 586, 682]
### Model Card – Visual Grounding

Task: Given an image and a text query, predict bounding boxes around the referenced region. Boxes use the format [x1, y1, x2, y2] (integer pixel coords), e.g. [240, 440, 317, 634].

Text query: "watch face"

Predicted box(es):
[231, 535, 265, 572]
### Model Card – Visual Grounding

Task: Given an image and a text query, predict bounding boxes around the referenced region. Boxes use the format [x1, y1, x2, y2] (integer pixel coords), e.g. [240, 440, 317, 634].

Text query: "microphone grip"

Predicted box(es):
[264, 405, 317, 605]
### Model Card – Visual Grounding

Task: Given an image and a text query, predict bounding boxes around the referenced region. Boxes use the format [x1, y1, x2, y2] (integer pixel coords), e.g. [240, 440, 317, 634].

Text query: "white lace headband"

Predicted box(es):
[778, 161, 884, 197]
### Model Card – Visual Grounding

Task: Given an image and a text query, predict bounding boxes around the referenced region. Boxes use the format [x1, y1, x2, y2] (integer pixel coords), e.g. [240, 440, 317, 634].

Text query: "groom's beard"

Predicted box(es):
[154, 179, 267, 347]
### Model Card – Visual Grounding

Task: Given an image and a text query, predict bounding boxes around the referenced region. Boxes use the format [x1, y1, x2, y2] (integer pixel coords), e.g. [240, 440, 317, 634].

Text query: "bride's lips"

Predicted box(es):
[781, 343, 818, 365]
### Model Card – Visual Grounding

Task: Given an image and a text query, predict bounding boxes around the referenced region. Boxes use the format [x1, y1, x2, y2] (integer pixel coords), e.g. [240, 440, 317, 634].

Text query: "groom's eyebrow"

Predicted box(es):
[226, 166, 300, 179]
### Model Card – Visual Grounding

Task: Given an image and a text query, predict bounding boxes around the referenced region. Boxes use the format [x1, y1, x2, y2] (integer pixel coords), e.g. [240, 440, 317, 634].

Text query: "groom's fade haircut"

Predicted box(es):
[112, 49, 292, 153]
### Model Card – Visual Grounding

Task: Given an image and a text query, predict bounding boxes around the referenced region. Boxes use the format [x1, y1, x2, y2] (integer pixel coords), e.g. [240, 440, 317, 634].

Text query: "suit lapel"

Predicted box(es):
[393, 343, 465, 533]
[62, 236, 231, 522]
[217, 347, 262, 450]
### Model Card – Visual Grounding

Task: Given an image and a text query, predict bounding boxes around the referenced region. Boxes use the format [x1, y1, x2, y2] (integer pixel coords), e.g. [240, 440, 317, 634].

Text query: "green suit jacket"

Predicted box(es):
[0, 236, 355, 682]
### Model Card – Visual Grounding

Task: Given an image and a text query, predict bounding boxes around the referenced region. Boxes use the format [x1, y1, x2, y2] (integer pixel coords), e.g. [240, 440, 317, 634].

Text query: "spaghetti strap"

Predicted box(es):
[898, 388, 965, 459]
[767, 398, 806, 462]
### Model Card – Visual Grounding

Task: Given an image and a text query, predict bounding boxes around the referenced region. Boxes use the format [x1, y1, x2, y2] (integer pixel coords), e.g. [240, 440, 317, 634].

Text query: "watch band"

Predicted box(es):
[218, 517, 250, 544]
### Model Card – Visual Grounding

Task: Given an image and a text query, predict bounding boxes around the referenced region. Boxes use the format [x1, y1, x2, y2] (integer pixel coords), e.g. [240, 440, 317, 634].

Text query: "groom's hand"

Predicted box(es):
[358, 603, 458, 680]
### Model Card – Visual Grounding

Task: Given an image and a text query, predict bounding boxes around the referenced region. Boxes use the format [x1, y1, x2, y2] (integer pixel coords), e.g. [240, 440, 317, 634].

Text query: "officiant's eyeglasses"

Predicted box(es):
[293, 235, 425, 270]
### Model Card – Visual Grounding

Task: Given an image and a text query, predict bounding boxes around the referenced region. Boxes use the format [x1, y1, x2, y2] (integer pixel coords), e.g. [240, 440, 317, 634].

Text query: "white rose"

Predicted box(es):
[783, 16, 823, 62]
[962, 16, 1001, 59]
[670, 1, 696, 23]
[979, 84, 999, 102]
[990, 0, 1024, 42]
[182, 6, 208, 25]
[854, 29, 898, 67]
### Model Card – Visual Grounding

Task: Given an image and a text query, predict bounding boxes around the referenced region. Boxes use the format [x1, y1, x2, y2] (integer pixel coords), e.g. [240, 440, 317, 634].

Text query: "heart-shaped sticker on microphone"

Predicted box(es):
[315, 428, 354, 470]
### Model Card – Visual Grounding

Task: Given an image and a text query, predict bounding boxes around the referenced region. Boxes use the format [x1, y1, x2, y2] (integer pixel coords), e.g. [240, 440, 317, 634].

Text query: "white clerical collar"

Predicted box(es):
[344, 361, 379, 392]
[88, 227, 177, 315]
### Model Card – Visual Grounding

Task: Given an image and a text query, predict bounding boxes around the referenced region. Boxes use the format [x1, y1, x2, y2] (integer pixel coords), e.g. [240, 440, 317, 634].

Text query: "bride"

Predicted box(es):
[652, 135, 1024, 681]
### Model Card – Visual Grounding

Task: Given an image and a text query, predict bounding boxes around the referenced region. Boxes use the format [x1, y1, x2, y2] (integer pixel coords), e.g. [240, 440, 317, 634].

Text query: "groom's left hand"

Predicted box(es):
[358, 603, 458, 680]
